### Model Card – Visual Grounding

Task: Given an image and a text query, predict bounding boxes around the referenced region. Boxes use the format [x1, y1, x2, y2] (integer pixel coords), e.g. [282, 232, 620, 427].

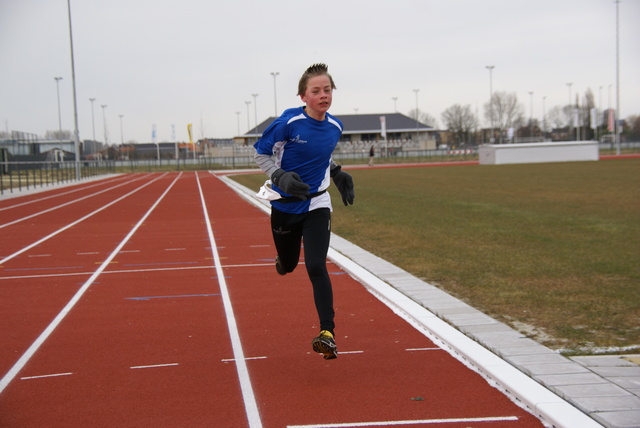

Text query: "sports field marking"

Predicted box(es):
[27, 254, 52, 258]
[0, 173, 181, 395]
[221, 356, 268, 362]
[405, 348, 441, 352]
[0, 174, 130, 212]
[286, 416, 519, 427]
[164, 247, 186, 251]
[196, 173, 262, 428]
[0, 173, 168, 266]
[0, 174, 150, 229]
[20, 372, 73, 380]
[124, 293, 219, 301]
[130, 363, 179, 369]
[0, 263, 274, 282]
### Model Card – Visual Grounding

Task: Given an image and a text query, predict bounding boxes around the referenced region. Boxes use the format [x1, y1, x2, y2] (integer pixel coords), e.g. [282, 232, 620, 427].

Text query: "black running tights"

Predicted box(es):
[271, 207, 334, 333]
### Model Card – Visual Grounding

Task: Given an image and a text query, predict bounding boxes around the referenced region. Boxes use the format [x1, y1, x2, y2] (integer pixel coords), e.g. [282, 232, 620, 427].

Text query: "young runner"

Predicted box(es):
[254, 63, 354, 359]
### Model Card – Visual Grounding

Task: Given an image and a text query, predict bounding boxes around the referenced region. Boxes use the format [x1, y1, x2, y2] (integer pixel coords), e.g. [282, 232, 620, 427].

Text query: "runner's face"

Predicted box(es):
[301, 75, 333, 120]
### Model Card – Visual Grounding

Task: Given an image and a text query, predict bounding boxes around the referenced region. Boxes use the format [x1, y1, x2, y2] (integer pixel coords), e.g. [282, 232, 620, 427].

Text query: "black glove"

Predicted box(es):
[271, 168, 310, 200]
[331, 165, 355, 206]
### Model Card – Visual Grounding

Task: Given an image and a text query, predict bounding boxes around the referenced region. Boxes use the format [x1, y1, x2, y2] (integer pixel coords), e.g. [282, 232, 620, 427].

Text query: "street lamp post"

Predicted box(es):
[413, 89, 419, 146]
[236, 111, 241, 137]
[486, 65, 495, 143]
[542, 96, 547, 138]
[89, 98, 96, 141]
[270, 72, 279, 116]
[567, 82, 573, 140]
[245, 101, 251, 136]
[392, 97, 398, 112]
[615, 0, 621, 155]
[101, 104, 108, 144]
[119, 114, 124, 144]
[252, 93, 259, 142]
[54, 77, 63, 132]
[529, 91, 534, 138]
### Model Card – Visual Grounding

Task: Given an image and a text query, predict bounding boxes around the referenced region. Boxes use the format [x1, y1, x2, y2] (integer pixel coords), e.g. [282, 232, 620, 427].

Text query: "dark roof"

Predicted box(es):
[244, 112, 434, 137]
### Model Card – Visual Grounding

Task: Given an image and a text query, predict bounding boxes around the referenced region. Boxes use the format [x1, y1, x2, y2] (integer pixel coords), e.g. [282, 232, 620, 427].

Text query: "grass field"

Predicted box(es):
[232, 158, 640, 355]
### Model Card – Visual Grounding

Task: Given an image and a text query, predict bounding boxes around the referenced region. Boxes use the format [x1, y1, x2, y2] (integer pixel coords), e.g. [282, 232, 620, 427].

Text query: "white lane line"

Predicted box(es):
[196, 172, 262, 428]
[286, 416, 519, 427]
[20, 372, 73, 380]
[28, 254, 52, 258]
[0, 173, 168, 266]
[130, 363, 179, 369]
[0, 263, 274, 282]
[0, 173, 150, 229]
[405, 348, 441, 351]
[164, 248, 186, 251]
[221, 356, 268, 362]
[339, 351, 364, 355]
[0, 173, 181, 394]
[0, 174, 130, 213]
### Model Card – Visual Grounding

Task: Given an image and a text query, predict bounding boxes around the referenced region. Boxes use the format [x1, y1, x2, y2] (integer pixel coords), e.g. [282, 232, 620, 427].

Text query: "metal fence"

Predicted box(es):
[0, 160, 115, 195]
[3, 143, 638, 196]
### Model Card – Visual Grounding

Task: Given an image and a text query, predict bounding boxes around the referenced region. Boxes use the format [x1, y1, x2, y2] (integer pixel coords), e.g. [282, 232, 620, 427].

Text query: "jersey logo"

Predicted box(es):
[290, 134, 308, 144]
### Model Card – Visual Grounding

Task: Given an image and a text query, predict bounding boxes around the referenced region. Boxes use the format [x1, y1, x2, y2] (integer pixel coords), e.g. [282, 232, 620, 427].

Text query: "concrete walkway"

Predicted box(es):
[223, 174, 640, 428]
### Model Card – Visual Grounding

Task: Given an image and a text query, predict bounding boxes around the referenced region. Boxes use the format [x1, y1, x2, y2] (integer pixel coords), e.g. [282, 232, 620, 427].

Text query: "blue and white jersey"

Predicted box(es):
[254, 106, 343, 214]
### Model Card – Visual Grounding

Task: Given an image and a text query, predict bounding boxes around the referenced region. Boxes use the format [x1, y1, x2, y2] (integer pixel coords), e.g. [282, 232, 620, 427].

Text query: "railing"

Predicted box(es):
[0, 160, 116, 195]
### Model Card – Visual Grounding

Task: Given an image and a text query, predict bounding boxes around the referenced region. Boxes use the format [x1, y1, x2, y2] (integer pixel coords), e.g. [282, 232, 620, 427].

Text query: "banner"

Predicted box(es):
[187, 123, 193, 144]
[608, 109, 614, 132]
[380, 116, 387, 139]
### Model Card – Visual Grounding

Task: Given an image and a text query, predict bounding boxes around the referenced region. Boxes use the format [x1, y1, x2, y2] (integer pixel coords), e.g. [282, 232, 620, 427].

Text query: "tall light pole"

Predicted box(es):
[486, 65, 495, 143]
[245, 101, 251, 133]
[567, 82, 573, 140]
[392, 97, 398, 112]
[252, 93, 259, 141]
[54, 77, 63, 132]
[529, 91, 534, 138]
[66, 0, 81, 180]
[413, 89, 419, 145]
[89, 98, 96, 140]
[542, 96, 547, 137]
[236, 111, 241, 136]
[101, 104, 108, 144]
[615, 0, 621, 155]
[270, 72, 279, 116]
[119, 114, 124, 144]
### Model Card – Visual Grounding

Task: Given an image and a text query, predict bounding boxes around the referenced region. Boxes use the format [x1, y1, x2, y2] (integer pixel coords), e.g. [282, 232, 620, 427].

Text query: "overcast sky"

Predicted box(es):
[1, 0, 638, 144]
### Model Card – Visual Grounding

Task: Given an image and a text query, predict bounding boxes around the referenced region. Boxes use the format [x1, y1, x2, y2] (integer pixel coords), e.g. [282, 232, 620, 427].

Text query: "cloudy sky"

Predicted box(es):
[1, 0, 638, 144]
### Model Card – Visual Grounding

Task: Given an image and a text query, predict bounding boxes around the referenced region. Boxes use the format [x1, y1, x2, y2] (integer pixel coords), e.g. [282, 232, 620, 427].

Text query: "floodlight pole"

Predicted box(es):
[67, 0, 81, 180]
[615, 0, 621, 155]
[413, 89, 419, 146]
[486, 66, 495, 143]
[54, 77, 63, 132]
[270, 72, 279, 116]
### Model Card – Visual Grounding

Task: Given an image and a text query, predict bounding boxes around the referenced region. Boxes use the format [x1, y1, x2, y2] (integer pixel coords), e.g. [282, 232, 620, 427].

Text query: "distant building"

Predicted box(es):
[237, 113, 438, 150]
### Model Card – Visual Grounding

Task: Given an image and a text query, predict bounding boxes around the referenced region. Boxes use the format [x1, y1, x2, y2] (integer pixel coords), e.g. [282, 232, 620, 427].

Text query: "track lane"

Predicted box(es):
[0, 172, 546, 427]
[200, 173, 544, 427]
[0, 172, 251, 427]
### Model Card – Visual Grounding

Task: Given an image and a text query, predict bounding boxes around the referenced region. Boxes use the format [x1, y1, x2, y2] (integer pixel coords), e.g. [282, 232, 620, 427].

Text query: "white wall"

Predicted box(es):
[479, 141, 599, 165]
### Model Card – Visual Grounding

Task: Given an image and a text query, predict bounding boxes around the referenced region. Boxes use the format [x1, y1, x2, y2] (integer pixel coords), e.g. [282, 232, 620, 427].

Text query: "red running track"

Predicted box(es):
[0, 172, 544, 427]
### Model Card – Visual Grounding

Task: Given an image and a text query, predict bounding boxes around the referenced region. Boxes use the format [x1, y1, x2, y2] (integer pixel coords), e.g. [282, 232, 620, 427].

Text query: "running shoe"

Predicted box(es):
[312, 330, 338, 360]
[275, 256, 286, 275]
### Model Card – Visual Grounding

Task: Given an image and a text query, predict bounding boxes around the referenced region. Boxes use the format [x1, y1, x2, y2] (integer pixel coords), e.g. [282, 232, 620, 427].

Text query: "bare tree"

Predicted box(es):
[441, 104, 477, 145]
[408, 108, 439, 129]
[484, 91, 525, 142]
[45, 130, 72, 140]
